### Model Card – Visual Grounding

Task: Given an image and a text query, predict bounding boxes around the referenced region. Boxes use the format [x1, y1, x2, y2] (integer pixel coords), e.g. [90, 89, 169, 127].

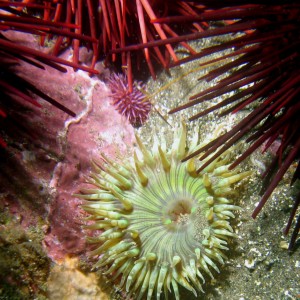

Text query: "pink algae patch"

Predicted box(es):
[41, 68, 135, 262]
[0, 32, 135, 262]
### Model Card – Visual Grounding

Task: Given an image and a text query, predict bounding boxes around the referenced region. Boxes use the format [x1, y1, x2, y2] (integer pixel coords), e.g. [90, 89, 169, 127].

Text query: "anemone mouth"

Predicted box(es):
[78, 123, 251, 300]
[163, 196, 195, 228]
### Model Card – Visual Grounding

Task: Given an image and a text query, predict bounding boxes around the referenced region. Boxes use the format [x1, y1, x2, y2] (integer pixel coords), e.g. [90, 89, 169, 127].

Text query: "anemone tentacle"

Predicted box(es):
[78, 123, 251, 299]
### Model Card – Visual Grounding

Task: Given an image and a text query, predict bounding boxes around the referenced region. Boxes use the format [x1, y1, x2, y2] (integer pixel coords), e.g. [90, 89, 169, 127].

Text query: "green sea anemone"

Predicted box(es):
[78, 123, 251, 300]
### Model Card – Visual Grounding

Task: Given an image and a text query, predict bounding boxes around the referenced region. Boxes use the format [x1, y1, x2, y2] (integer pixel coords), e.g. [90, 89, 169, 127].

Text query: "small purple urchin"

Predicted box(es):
[107, 73, 151, 127]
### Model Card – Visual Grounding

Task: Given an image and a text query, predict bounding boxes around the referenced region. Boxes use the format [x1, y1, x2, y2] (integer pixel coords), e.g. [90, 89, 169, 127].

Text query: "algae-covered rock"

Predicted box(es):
[47, 257, 108, 300]
[0, 211, 50, 299]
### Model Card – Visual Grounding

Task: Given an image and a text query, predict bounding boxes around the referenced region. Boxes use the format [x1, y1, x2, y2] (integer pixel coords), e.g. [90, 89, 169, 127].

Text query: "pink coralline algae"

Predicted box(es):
[107, 73, 151, 127]
[0, 33, 136, 262]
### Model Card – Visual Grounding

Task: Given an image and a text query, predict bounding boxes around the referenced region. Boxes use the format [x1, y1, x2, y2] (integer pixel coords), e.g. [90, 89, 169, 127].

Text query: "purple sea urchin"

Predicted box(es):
[78, 123, 251, 299]
[107, 73, 151, 127]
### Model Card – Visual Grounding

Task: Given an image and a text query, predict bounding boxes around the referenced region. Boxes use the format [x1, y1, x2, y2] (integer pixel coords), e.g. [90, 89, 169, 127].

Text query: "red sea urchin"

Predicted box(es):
[77, 123, 251, 299]
[107, 73, 151, 127]
[166, 2, 300, 249]
[22, 0, 207, 89]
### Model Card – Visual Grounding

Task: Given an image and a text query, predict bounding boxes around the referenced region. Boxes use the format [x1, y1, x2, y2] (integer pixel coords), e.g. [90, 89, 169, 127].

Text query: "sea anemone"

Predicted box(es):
[107, 73, 151, 127]
[77, 123, 251, 299]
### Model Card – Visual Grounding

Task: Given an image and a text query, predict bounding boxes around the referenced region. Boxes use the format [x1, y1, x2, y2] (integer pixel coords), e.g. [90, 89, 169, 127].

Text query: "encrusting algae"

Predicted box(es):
[77, 123, 251, 300]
